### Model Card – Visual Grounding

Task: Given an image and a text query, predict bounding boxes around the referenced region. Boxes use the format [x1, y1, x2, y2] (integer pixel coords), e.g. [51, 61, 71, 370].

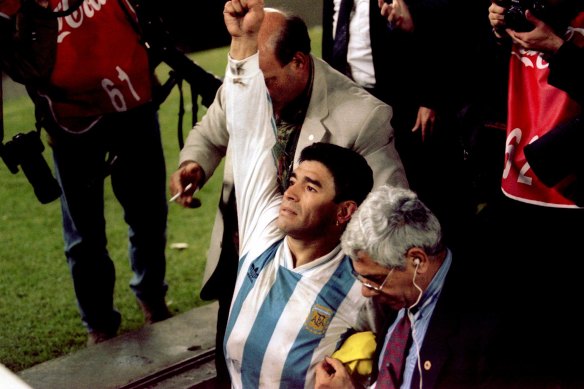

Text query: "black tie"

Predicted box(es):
[331, 0, 353, 75]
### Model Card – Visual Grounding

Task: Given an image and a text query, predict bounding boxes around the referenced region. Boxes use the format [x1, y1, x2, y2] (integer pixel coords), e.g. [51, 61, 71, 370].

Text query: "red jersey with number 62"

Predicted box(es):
[502, 16, 584, 208]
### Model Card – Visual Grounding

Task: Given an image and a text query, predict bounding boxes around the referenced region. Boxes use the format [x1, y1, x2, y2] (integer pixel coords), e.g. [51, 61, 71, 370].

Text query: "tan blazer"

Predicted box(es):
[180, 56, 408, 295]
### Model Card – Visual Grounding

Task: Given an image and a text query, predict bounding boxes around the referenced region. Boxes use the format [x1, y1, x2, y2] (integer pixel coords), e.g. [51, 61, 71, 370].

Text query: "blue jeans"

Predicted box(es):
[50, 103, 168, 334]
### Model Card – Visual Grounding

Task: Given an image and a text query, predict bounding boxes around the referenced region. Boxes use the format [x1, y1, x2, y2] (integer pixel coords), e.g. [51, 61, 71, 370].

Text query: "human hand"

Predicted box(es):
[169, 161, 204, 208]
[488, 1, 507, 38]
[314, 356, 356, 389]
[506, 10, 564, 54]
[378, 0, 414, 33]
[412, 106, 436, 142]
[35, 0, 49, 8]
[224, 0, 265, 59]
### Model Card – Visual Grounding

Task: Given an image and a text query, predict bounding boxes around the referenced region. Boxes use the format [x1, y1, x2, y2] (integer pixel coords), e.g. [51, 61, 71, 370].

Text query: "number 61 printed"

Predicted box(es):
[101, 66, 141, 111]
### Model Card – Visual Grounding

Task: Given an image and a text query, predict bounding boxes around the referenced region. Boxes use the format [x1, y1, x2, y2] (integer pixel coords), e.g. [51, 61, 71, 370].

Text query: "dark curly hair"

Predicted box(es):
[299, 142, 373, 205]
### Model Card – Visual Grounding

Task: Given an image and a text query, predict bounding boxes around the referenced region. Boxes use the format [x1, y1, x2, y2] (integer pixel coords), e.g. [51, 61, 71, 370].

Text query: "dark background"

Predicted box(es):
[157, 0, 322, 53]
[2, 0, 323, 99]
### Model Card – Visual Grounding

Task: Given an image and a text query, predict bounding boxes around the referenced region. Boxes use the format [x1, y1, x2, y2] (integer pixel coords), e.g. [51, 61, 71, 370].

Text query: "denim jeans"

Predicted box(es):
[50, 103, 168, 334]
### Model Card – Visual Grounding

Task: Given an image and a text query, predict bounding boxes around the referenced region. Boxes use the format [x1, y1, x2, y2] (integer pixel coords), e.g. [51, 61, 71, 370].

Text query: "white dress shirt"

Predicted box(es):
[332, 0, 376, 88]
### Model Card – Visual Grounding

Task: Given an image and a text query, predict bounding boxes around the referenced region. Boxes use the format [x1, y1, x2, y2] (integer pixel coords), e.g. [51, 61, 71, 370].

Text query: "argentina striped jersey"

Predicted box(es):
[223, 53, 370, 388]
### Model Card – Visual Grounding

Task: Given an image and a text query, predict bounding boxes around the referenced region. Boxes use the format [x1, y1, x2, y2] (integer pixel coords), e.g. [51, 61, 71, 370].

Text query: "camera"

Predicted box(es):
[501, 0, 546, 32]
[0, 131, 62, 204]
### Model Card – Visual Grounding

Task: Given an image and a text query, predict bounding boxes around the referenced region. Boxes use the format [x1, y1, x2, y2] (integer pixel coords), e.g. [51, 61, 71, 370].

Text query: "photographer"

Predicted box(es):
[478, 1, 584, 386]
[0, 0, 172, 345]
[489, 0, 584, 98]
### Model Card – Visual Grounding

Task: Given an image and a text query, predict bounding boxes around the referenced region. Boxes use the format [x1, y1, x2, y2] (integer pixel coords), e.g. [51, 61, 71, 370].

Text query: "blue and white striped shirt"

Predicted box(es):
[223, 53, 370, 389]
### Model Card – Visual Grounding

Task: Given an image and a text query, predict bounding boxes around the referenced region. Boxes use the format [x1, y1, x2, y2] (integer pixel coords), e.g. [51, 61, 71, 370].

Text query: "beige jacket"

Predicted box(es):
[179, 56, 408, 296]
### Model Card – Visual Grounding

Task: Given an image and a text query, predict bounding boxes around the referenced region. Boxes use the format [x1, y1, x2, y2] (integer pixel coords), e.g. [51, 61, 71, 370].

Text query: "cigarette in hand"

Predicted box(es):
[169, 183, 194, 202]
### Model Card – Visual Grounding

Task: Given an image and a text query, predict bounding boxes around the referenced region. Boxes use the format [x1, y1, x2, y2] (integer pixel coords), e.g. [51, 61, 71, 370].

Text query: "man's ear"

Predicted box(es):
[336, 200, 358, 226]
[291, 51, 308, 69]
[406, 247, 429, 273]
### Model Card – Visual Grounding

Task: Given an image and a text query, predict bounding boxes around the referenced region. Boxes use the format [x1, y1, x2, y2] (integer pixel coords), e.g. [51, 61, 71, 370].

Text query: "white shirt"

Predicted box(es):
[332, 0, 376, 88]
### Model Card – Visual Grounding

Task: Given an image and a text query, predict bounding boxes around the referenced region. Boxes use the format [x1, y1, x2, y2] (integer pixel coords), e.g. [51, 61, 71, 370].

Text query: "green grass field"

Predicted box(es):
[0, 27, 322, 373]
[0, 47, 228, 372]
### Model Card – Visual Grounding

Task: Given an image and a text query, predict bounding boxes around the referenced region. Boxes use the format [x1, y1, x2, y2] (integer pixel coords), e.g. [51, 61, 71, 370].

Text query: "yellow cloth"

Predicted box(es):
[331, 331, 376, 377]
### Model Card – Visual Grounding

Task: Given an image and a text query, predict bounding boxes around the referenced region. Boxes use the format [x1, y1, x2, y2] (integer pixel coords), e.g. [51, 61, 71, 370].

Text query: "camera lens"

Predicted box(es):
[7, 132, 62, 204]
[505, 6, 535, 32]
[19, 153, 62, 203]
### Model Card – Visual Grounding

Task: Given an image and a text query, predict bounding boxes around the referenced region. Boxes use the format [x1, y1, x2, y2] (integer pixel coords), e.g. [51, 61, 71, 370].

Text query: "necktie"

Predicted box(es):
[271, 72, 311, 193]
[272, 121, 299, 194]
[331, 0, 353, 75]
[376, 314, 412, 389]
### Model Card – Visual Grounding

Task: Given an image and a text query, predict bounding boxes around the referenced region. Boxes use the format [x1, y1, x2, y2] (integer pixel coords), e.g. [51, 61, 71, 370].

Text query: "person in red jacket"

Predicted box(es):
[483, 2, 584, 386]
[0, 0, 172, 345]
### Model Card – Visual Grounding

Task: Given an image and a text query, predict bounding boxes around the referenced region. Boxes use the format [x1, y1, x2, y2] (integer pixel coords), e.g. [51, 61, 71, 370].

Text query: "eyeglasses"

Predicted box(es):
[352, 268, 394, 293]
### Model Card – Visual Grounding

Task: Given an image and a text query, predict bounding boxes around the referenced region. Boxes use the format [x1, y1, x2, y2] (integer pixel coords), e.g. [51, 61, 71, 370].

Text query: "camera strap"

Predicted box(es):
[116, 0, 189, 150]
[4, 0, 86, 86]
[117, 0, 221, 150]
[20, 0, 85, 18]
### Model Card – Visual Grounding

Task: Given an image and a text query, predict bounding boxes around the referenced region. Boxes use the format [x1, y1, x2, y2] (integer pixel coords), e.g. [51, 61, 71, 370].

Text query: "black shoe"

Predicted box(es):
[137, 299, 172, 324]
[87, 330, 115, 346]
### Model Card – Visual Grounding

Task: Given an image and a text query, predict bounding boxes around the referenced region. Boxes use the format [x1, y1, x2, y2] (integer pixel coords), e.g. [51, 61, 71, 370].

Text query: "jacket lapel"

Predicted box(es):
[292, 57, 329, 166]
[411, 263, 462, 388]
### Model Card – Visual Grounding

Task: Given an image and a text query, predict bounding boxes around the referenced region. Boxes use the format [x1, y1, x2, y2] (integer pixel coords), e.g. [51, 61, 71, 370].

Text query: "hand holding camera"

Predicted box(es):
[0, 131, 62, 204]
[489, 0, 543, 33]
[490, 0, 568, 54]
[497, 0, 546, 32]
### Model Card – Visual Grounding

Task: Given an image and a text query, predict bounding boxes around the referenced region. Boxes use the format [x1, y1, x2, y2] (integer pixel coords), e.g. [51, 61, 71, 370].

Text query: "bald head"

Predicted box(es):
[258, 9, 286, 58]
[255, 8, 311, 116]
[257, 8, 311, 67]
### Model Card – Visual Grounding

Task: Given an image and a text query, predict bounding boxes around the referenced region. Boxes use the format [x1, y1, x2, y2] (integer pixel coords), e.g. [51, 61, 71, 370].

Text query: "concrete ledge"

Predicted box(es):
[18, 302, 218, 389]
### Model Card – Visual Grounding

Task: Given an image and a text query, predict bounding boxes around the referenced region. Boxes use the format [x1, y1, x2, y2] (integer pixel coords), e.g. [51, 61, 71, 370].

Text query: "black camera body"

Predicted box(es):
[0, 131, 62, 204]
[502, 0, 546, 32]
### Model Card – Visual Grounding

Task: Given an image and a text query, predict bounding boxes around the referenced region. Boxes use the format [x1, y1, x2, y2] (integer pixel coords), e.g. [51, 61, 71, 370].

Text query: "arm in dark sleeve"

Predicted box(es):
[322, 0, 335, 63]
[548, 40, 584, 104]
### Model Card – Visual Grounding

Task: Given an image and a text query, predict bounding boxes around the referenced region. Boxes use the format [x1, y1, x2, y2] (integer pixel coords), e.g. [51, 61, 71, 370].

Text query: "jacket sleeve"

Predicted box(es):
[355, 102, 409, 189]
[321, 0, 334, 63]
[548, 40, 584, 105]
[179, 83, 229, 186]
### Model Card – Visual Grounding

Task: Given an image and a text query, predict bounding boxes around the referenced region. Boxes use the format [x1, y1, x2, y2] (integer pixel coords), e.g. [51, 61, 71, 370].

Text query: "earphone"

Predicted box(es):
[408, 259, 422, 310]
[408, 257, 423, 389]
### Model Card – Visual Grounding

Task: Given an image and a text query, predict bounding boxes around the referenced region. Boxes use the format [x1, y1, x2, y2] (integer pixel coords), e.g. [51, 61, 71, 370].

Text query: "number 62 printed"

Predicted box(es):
[503, 127, 539, 186]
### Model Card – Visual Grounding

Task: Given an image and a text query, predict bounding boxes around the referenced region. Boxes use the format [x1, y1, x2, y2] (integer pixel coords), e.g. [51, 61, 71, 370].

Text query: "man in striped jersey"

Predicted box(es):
[214, 0, 378, 387]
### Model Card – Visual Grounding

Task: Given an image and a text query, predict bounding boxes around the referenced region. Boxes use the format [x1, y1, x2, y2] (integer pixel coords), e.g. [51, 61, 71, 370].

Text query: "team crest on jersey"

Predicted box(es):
[305, 304, 332, 335]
